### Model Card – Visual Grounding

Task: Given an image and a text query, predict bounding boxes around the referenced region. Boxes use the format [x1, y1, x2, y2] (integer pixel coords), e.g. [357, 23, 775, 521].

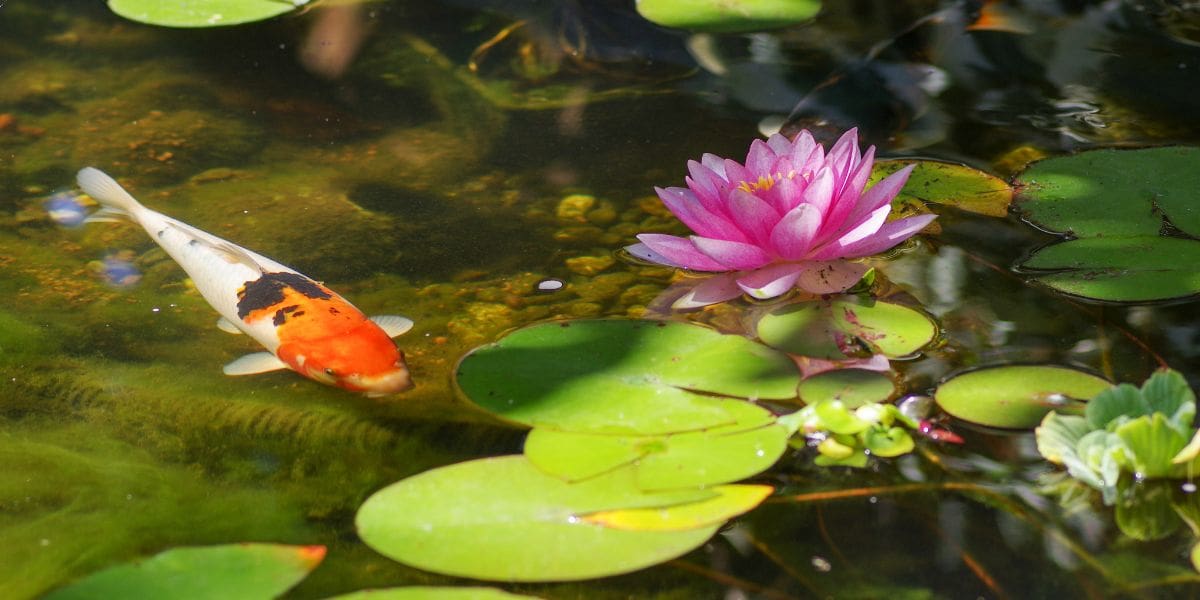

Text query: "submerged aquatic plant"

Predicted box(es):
[628, 129, 936, 308]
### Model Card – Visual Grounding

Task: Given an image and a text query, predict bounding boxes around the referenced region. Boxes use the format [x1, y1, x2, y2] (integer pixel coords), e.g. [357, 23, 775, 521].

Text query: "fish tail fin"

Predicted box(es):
[77, 167, 142, 220]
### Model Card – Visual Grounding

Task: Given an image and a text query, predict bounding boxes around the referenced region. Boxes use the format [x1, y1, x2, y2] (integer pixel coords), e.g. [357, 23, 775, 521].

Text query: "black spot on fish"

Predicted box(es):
[157, 230, 166, 238]
[273, 309, 287, 326]
[237, 272, 331, 319]
[292, 310, 305, 317]
[328, 307, 340, 315]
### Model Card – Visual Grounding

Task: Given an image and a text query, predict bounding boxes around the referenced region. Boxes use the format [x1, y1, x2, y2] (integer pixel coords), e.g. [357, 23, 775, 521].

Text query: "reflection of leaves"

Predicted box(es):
[1014, 147, 1200, 302]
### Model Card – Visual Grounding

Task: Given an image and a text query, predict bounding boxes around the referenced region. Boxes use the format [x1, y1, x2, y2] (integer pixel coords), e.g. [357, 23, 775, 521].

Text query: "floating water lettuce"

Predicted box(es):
[43, 543, 324, 600]
[455, 319, 798, 435]
[108, 0, 310, 28]
[355, 455, 768, 581]
[756, 296, 937, 360]
[935, 365, 1112, 429]
[779, 399, 922, 468]
[1035, 369, 1198, 504]
[626, 129, 936, 309]
[1014, 146, 1200, 302]
[635, 0, 821, 33]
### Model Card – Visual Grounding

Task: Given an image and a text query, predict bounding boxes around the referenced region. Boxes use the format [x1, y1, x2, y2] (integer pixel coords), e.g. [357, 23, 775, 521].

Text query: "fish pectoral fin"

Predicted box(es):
[371, 315, 414, 338]
[216, 317, 244, 334]
[223, 352, 289, 376]
[83, 207, 131, 223]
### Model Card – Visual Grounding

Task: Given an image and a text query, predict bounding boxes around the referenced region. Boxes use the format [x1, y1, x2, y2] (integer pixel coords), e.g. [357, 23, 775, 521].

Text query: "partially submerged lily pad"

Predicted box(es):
[1013, 146, 1200, 302]
[797, 369, 898, 408]
[108, 0, 310, 28]
[635, 0, 821, 33]
[583, 484, 773, 531]
[524, 423, 789, 490]
[1019, 236, 1200, 303]
[936, 365, 1111, 429]
[325, 587, 542, 600]
[756, 297, 937, 360]
[355, 455, 722, 581]
[44, 543, 324, 600]
[872, 159, 1014, 217]
[456, 319, 799, 435]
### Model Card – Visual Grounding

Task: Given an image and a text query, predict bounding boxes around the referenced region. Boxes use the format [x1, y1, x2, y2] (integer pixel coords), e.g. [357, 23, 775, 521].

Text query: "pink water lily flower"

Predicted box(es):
[628, 128, 936, 309]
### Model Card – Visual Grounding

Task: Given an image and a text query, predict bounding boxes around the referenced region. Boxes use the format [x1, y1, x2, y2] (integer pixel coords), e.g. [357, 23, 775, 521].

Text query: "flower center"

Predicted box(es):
[737, 170, 802, 194]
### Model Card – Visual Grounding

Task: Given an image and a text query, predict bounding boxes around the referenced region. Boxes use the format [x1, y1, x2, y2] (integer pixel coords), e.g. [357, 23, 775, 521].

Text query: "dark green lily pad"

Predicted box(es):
[756, 298, 937, 360]
[524, 422, 788, 490]
[1014, 147, 1200, 238]
[1020, 236, 1200, 303]
[935, 365, 1112, 429]
[326, 587, 541, 600]
[873, 159, 1014, 217]
[356, 456, 720, 581]
[636, 0, 821, 33]
[456, 319, 798, 435]
[44, 544, 324, 600]
[797, 369, 897, 408]
[108, 0, 310, 28]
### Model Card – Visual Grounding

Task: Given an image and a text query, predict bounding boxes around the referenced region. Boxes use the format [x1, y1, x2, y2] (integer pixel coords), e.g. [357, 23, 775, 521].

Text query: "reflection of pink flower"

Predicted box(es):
[628, 129, 936, 308]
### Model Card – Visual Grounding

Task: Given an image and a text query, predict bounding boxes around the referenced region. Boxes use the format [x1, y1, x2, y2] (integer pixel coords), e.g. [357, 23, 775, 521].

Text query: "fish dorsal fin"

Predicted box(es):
[371, 315, 414, 338]
[216, 317, 244, 334]
[223, 352, 288, 376]
[168, 222, 265, 272]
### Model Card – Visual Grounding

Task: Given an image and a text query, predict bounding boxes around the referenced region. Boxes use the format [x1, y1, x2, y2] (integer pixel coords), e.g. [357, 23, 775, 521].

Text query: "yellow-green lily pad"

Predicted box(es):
[935, 365, 1112, 429]
[356, 456, 722, 582]
[44, 544, 324, 600]
[108, 0, 310, 28]
[582, 484, 773, 531]
[873, 159, 1014, 217]
[756, 297, 937, 360]
[456, 319, 798, 435]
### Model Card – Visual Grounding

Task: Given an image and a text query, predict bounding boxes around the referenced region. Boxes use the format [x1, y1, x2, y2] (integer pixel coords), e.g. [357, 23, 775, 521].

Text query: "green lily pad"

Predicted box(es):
[635, 0, 821, 33]
[935, 365, 1112, 429]
[756, 297, 937, 360]
[1020, 236, 1200, 303]
[44, 544, 324, 600]
[583, 484, 773, 531]
[356, 456, 722, 582]
[525, 423, 788, 490]
[797, 369, 897, 408]
[325, 587, 541, 600]
[456, 319, 798, 435]
[1014, 147, 1200, 238]
[873, 159, 1014, 217]
[108, 0, 310, 28]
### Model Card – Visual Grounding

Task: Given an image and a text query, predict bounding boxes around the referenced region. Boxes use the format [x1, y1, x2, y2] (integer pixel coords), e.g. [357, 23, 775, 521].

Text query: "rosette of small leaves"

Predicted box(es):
[1035, 369, 1199, 504]
[779, 400, 921, 468]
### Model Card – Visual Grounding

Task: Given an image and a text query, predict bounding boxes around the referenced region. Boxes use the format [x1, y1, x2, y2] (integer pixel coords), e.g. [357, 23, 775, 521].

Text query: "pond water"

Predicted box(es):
[5, 1, 1200, 598]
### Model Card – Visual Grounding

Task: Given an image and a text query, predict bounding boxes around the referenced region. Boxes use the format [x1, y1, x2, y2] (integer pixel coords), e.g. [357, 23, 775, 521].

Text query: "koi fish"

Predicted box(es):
[77, 167, 413, 396]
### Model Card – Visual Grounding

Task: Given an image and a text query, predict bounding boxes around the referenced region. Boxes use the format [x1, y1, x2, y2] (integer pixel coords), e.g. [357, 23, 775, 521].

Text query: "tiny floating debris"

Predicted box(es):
[536, 278, 565, 292]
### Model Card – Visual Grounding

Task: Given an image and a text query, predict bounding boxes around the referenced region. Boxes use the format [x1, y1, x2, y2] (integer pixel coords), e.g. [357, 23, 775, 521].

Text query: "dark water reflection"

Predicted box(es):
[3, 0, 1200, 598]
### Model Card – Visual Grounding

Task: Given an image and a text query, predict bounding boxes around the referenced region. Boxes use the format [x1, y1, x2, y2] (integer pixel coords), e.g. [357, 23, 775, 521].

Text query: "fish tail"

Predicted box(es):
[77, 167, 142, 221]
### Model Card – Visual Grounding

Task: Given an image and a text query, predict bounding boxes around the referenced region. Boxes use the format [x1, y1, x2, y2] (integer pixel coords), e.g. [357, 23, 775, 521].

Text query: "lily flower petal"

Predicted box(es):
[770, 203, 822, 260]
[691, 236, 772, 270]
[829, 213, 938, 259]
[795, 260, 870, 294]
[633, 234, 727, 271]
[657, 186, 748, 243]
[672, 273, 745, 309]
[736, 263, 804, 300]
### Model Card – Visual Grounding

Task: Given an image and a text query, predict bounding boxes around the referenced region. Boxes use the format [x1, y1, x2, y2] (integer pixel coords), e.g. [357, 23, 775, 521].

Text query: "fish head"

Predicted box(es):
[280, 323, 413, 395]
